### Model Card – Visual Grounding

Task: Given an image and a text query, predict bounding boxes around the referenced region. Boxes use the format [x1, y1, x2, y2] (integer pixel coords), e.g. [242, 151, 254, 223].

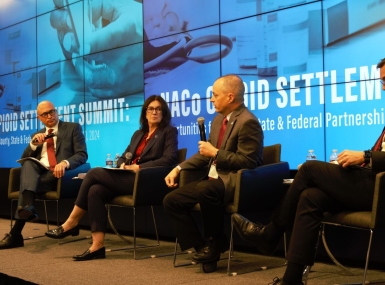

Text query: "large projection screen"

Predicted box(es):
[0, 0, 384, 168]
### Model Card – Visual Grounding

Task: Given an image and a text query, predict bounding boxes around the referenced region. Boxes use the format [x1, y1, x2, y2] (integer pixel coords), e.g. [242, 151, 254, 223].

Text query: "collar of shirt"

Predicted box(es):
[225, 112, 233, 122]
[45, 122, 59, 135]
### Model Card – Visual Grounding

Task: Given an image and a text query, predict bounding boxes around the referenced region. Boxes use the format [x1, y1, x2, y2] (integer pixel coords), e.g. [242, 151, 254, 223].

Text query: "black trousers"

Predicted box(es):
[75, 168, 136, 232]
[163, 178, 226, 251]
[272, 160, 375, 265]
[17, 160, 57, 219]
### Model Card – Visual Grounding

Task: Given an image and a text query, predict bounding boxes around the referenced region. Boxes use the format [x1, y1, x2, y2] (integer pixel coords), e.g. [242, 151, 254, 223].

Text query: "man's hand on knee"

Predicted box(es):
[52, 161, 67, 178]
[337, 150, 365, 167]
[165, 167, 180, 188]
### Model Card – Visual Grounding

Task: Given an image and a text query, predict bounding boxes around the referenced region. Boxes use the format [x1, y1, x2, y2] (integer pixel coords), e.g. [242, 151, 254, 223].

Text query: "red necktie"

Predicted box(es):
[47, 129, 57, 170]
[216, 117, 228, 148]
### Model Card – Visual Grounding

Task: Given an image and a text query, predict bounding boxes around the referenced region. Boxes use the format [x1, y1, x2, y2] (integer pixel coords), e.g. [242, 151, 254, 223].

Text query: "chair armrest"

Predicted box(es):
[8, 168, 21, 197]
[371, 171, 385, 229]
[8, 164, 91, 199]
[58, 163, 91, 198]
[233, 161, 290, 213]
[133, 165, 176, 206]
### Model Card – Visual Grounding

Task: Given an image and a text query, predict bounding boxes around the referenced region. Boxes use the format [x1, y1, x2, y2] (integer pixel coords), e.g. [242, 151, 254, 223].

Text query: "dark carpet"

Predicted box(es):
[0, 273, 38, 285]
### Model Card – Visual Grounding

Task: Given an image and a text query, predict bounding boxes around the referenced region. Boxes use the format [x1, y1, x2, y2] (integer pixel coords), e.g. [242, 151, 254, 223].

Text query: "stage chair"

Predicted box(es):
[8, 163, 91, 239]
[303, 171, 385, 285]
[105, 148, 187, 259]
[172, 144, 290, 274]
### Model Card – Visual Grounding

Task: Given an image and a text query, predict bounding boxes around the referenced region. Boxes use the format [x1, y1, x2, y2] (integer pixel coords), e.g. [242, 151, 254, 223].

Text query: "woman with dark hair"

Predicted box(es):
[45, 95, 178, 260]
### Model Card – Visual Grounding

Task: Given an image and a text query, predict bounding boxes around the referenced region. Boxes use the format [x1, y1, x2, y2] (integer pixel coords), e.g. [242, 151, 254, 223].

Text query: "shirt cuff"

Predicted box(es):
[61, 160, 70, 169]
[176, 165, 182, 171]
[30, 142, 37, 150]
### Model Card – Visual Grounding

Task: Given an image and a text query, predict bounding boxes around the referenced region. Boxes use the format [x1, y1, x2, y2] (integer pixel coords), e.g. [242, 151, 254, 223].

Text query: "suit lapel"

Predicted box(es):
[55, 121, 65, 153]
[220, 117, 235, 149]
[218, 104, 245, 149]
[212, 118, 222, 147]
[131, 131, 145, 153]
[140, 129, 161, 158]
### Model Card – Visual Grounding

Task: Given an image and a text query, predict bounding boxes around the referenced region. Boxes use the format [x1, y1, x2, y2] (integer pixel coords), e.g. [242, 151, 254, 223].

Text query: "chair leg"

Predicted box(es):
[172, 238, 178, 266]
[133, 207, 137, 259]
[132, 206, 164, 260]
[150, 206, 160, 246]
[172, 238, 196, 267]
[10, 199, 16, 229]
[361, 229, 373, 285]
[130, 205, 171, 258]
[106, 205, 162, 259]
[56, 200, 59, 227]
[322, 224, 356, 276]
[283, 232, 287, 260]
[43, 201, 49, 232]
[227, 215, 235, 275]
[303, 266, 312, 285]
[321, 226, 377, 285]
[107, 205, 133, 245]
[302, 224, 322, 283]
[227, 213, 287, 276]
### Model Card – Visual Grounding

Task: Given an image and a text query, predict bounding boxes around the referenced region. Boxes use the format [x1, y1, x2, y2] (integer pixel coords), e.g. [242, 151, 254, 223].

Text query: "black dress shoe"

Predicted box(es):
[0, 234, 24, 250]
[192, 236, 227, 264]
[232, 213, 278, 255]
[201, 260, 218, 273]
[17, 204, 39, 222]
[73, 247, 106, 261]
[45, 225, 79, 239]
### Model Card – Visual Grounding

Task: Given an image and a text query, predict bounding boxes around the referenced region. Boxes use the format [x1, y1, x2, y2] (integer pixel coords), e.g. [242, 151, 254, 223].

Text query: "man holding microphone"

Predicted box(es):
[0, 100, 87, 250]
[164, 74, 264, 272]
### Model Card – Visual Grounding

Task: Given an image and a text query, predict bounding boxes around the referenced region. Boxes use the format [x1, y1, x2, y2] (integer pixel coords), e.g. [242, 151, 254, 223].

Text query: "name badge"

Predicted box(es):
[208, 164, 219, 179]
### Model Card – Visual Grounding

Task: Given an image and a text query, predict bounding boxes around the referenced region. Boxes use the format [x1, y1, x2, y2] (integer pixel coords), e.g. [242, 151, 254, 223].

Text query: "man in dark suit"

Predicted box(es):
[0, 100, 88, 250]
[164, 74, 264, 272]
[232, 58, 385, 285]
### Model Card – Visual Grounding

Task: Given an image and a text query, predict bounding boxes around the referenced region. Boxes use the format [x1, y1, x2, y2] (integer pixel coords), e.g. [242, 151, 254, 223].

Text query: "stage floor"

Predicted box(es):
[0, 218, 384, 285]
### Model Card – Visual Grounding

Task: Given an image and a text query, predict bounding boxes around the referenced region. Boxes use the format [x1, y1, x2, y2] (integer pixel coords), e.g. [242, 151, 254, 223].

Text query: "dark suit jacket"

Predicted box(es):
[180, 104, 264, 204]
[370, 126, 385, 173]
[372, 152, 385, 173]
[21, 120, 88, 170]
[117, 125, 178, 168]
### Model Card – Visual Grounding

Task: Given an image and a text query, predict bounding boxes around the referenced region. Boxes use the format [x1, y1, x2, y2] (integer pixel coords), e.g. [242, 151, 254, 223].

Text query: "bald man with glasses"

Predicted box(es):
[0, 100, 88, 250]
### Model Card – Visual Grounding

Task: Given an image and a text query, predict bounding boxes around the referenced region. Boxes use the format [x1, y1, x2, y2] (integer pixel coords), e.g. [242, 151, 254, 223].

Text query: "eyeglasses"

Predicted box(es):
[146, 107, 162, 113]
[39, 109, 57, 118]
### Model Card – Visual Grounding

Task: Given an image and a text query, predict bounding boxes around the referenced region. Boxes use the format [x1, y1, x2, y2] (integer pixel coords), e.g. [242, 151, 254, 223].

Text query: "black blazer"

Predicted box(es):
[117, 125, 178, 168]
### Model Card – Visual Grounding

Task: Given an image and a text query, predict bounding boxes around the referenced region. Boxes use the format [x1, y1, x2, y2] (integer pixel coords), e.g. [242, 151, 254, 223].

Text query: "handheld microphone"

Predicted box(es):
[197, 117, 206, 141]
[32, 132, 56, 143]
[125, 152, 133, 165]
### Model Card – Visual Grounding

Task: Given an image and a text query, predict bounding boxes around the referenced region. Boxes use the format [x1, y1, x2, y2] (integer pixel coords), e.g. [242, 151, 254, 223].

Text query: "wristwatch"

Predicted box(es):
[364, 150, 372, 164]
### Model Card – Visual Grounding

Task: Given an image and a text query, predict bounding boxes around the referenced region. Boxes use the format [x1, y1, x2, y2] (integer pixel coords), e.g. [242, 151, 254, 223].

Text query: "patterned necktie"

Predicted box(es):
[216, 117, 228, 148]
[47, 129, 57, 170]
